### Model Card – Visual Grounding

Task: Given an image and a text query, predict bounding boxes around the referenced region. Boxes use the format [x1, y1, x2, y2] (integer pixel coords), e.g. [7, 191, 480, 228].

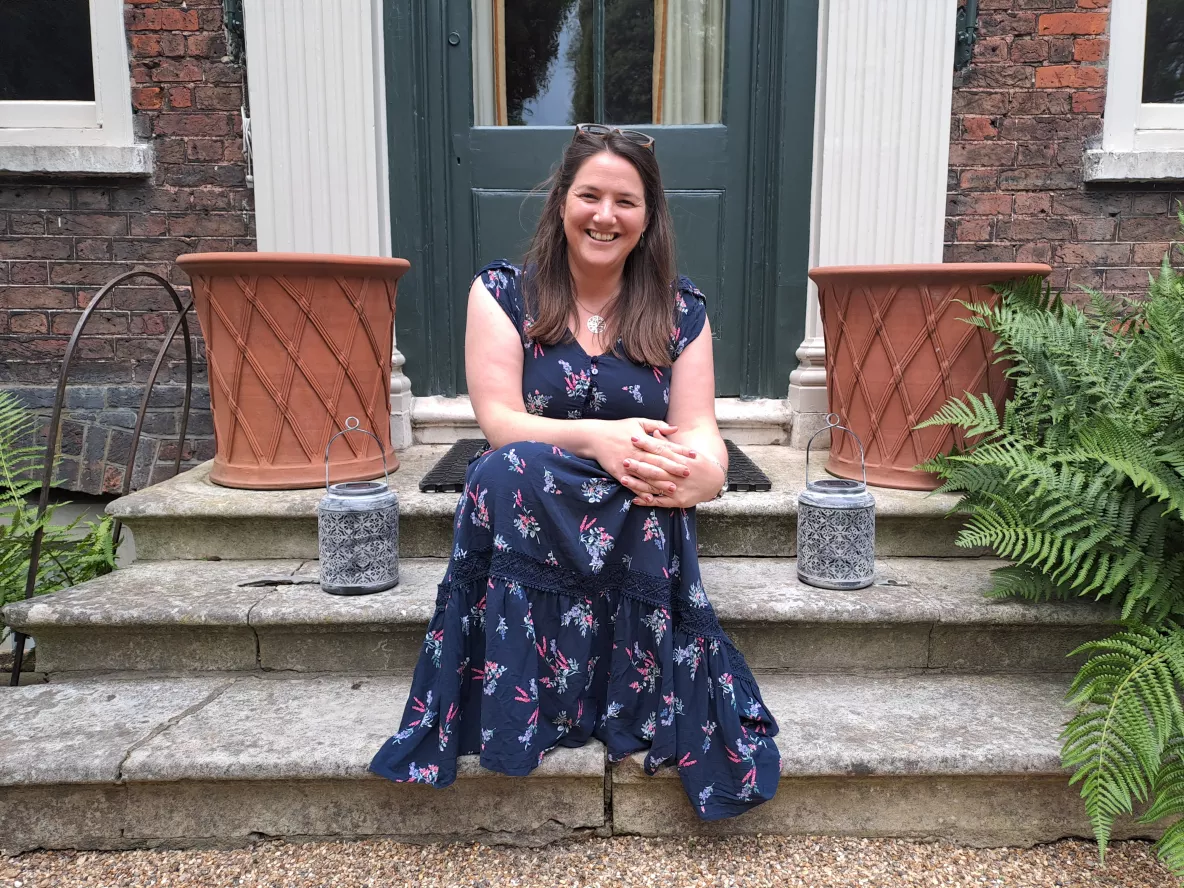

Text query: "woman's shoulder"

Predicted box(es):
[475, 259, 523, 286]
[673, 275, 707, 314]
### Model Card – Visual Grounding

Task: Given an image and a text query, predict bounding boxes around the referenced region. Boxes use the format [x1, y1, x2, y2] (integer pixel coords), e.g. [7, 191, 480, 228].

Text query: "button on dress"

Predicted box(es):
[370, 261, 781, 820]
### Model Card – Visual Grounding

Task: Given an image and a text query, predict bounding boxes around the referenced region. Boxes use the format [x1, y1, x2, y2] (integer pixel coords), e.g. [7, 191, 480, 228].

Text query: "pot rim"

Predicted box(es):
[808, 262, 1051, 284]
[178, 251, 411, 278]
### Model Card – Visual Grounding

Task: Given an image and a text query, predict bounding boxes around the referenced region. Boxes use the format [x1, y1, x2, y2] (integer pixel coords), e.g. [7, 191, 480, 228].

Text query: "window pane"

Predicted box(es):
[503, 0, 583, 126]
[0, 0, 95, 101]
[480, 0, 725, 126]
[603, 0, 654, 124]
[1143, 0, 1184, 104]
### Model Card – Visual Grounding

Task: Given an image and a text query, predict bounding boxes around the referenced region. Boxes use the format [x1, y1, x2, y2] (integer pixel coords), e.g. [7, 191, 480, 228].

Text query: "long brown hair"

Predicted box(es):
[523, 130, 677, 367]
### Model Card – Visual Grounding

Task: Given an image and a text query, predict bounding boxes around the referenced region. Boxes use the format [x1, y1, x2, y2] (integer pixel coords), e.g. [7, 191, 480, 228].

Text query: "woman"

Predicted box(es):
[370, 125, 781, 820]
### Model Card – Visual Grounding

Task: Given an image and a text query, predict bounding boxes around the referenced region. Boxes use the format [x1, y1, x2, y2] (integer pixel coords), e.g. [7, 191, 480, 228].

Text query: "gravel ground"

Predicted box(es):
[0, 837, 1175, 887]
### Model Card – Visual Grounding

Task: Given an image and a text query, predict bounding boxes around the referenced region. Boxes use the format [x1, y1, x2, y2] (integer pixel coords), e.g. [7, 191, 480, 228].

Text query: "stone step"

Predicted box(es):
[107, 447, 971, 561]
[0, 672, 1151, 852]
[2, 557, 1114, 676]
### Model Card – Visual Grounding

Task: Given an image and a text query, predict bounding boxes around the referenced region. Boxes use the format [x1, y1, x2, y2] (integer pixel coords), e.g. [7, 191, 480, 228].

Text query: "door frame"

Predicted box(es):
[384, 0, 816, 398]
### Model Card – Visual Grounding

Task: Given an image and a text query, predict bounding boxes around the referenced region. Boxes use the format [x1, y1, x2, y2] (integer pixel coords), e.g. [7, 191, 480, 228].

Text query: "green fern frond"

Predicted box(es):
[0, 390, 45, 506]
[1062, 624, 1184, 860]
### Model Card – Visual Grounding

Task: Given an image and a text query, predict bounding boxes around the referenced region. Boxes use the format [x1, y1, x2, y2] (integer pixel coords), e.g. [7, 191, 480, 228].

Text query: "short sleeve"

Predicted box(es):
[670, 276, 708, 361]
[474, 260, 524, 335]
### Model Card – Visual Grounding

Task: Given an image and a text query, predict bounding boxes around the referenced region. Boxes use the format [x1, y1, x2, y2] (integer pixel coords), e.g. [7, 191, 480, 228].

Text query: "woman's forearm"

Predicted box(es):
[477, 404, 604, 459]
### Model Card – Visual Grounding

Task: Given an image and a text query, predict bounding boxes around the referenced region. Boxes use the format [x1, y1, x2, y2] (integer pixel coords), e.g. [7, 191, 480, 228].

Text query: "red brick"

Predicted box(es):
[1014, 193, 1052, 214]
[955, 218, 993, 241]
[51, 263, 164, 287]
[131, 87, 163, 110]
[1104, 268, 1157, 292]
[194, 86, 243, 111]
[56, 214, 129, 236]
[1038, 13, 1107, 35]
[979, 13, 1037, 38]
[130, 313, 170, 336]
[1016, 242, 1053, 264]
[963, 66, 1035, 89]
[1010, 38, 1049, 62]
[1010, 91, 1073, 114]
[186, 34, 225, 58]
[0, 187, 71, 210]
[948, 142, 1017, 166]
[9, 213, 45, 235]
[0, 287, 75, 310]
[1017, 142, 1056, 165]
[128, 9, 199, 31]
[0, 238, 73, 260]
[1074, 218, 1117, 241]
[1119, 216, 1184, 241]
[1078, 0, 1109, 8]
[999, 169, 1082, 190]
[945, 243, 1018, 263]
[184, 139, 225, 163]
[75, 238, 113, 261]
[150, 60, 204, 83]
[963, 116, 999, 139]
[1130, 193, 1171, 215]
[168, 214, 248, 237]
[152, 114, 232, 137]
[1132, 243, 1174, 264]
[130, 215, 169, 237]
[9, 313, 48, 334]
[1055, 243, 1132, 266]
[50, 311, 130, 336]
[1074, 38, 1108, 62]
[998, 217, 1073, 241]
[168, 87, 193, 109]
[948, 193, 1014, 216]
[1035, 65, 1105, 88]
[957, 167, 999, 191]
[1072, 91, 1105, 113]
[975, 36, 1010, 63]
[1048, 38, 1074, 64]
[9, 263, 49, 284]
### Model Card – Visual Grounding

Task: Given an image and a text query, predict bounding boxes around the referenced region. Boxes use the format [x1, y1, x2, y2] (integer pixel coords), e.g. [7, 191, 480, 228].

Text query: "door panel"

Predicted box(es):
[387, 0, 816, 398]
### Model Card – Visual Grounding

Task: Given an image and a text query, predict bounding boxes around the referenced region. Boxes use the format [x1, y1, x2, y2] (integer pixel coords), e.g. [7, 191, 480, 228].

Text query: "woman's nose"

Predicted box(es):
[593, 200, 615, 222]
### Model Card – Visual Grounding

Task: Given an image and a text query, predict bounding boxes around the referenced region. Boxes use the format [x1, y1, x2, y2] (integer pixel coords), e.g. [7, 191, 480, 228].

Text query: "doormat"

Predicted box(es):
[419, 439, 771, 493]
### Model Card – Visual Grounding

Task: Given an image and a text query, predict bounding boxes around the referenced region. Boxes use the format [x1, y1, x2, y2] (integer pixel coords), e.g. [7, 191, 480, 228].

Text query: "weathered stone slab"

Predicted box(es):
[610, 673, 1146, 845]
[108, 448, 977, 560]
[0, 678, 231, 786]
[0, 675, 605, 852]
[5, 558, 1115, 675]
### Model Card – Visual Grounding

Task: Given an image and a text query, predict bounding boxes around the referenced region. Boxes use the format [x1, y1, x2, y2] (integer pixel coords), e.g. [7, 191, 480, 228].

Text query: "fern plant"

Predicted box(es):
[0, 390, 117, 645]
[919, 214, 1184, 875]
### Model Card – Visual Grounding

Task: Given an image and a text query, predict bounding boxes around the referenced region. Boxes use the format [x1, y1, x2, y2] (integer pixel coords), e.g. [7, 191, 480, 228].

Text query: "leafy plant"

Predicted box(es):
[919, 216, 1184, 874]
[1, 390, 117, 644]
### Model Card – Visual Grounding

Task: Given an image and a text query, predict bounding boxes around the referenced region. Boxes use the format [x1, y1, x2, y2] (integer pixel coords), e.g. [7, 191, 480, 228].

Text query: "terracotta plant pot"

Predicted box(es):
[178, 252, 411, 490]
[807, 263, 1051, 491]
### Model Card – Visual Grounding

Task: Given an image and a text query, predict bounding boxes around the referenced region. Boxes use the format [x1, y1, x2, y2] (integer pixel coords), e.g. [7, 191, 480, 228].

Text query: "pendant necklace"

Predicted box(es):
[575, 294, 614, 336]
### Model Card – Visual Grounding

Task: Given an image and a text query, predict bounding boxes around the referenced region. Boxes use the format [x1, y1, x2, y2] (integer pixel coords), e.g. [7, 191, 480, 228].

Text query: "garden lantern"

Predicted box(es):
[797, 414, 876, 590]
[318, 418, 400, 595]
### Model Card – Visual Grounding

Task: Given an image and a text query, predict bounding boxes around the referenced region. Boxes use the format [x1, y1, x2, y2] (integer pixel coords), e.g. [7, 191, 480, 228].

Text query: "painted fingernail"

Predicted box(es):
[630, 436, 639, 443]
[688, 450, 697, 457]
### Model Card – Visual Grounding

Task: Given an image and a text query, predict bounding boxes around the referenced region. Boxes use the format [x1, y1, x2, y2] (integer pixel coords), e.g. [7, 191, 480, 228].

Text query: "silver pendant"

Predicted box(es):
[586, 315, 606, 335]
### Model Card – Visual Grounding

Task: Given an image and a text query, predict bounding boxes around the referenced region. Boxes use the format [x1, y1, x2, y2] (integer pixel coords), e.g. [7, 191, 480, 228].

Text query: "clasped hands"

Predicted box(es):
[592, 418, 725, 509]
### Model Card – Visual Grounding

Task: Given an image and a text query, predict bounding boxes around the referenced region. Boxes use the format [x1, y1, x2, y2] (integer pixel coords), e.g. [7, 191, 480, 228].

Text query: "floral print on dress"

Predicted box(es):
[370, 262, 779, 823]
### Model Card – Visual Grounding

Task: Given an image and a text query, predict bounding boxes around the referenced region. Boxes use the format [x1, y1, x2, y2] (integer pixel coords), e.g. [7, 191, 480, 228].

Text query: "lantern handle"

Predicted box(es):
[324, 416, 390, 489]
[805, 413, 868, 487]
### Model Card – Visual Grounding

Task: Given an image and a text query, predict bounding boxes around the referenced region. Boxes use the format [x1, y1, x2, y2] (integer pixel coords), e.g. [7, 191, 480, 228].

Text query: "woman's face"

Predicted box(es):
[561, 151, 647, 275]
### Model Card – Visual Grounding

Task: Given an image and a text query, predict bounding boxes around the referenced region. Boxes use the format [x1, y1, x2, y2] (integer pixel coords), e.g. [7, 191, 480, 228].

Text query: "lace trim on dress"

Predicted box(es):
[434, 548, 757, 687]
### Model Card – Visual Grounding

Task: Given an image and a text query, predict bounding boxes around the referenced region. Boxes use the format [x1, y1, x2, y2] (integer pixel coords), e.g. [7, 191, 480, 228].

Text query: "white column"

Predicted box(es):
[242, 0, 413, 448]
[791, 0, 957, 445]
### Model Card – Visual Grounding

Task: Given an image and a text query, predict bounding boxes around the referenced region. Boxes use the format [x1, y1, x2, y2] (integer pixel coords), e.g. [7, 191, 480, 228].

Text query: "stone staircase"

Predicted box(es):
[0, 445, 1143, 852]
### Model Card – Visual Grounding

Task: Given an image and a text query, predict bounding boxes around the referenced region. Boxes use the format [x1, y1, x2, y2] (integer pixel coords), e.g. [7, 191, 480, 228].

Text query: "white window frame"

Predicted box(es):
[0, 0, 146, 171]
[1100, 0, 1184, 154]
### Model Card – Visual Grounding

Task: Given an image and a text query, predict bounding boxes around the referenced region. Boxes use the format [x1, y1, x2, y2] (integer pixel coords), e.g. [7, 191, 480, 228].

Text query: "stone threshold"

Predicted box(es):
[0, 671, 1153, 851]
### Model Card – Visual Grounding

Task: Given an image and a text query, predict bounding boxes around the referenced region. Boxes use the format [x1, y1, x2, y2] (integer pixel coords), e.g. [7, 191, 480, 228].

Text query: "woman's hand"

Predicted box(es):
[588, 418, 684, 497]
[625, 429, 726, 508]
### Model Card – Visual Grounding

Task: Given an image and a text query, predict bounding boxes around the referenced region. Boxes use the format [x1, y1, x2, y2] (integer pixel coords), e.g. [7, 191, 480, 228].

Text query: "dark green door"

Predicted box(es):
[387, 0, 816, 398]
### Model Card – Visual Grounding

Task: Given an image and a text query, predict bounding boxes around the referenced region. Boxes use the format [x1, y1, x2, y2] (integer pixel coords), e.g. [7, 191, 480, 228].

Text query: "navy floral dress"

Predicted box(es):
[370, 261, 781, 820]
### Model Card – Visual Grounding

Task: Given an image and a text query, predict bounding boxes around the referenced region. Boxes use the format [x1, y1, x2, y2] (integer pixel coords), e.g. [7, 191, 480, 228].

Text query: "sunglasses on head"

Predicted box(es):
[573, 123, 655, 152]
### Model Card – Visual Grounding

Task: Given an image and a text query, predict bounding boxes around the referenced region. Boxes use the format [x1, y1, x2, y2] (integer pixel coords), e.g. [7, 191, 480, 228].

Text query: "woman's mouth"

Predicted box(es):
[587, 230, 618, 242]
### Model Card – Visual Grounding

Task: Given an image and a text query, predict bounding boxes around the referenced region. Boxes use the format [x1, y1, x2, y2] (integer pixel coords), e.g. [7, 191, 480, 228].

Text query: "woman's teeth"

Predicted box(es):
[588, 231, 617, 242]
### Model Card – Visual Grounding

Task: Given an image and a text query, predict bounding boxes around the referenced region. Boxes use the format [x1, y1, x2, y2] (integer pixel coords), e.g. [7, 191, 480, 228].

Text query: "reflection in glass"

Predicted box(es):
[0, 0, 95, 101]
[1143, 0, 1184, 104]
[473, 0, 724, 126]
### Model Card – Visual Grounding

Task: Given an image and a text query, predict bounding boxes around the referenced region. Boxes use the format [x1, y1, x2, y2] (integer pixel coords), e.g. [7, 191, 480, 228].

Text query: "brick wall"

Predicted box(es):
[0, 0, 252, 494]
[946, 0, 1183, 296]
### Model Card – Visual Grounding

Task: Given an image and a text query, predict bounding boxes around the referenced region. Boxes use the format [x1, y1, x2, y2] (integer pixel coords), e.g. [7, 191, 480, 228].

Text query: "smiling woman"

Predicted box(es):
[369, 126, 782, 821]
